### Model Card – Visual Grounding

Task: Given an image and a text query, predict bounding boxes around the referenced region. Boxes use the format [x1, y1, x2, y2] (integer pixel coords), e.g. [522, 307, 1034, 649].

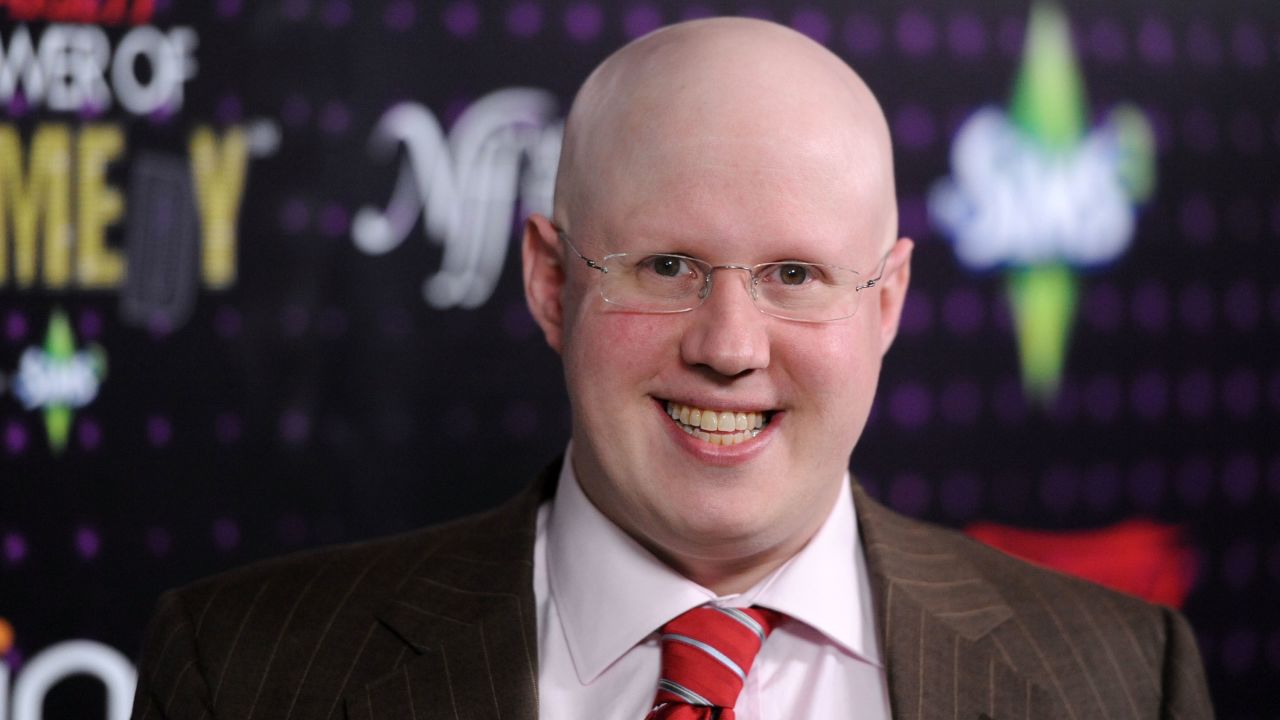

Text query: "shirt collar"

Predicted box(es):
[546, 452, 880, 684]
[738, 474, 882, 668]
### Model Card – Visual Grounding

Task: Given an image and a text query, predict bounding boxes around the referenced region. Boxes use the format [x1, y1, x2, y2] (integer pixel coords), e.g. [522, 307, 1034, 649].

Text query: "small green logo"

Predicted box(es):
[12, 310, 108, 453]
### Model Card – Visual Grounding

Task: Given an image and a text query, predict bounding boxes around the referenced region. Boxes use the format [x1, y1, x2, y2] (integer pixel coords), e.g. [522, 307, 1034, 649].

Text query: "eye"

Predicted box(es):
[642, 255, 693, 278]
[775, 263, 812, 285]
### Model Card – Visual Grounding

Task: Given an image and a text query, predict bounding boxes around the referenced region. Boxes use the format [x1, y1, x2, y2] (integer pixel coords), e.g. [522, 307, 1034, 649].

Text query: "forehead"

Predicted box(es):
[560, 20, 897, 261]
[592, 131, 893, 264]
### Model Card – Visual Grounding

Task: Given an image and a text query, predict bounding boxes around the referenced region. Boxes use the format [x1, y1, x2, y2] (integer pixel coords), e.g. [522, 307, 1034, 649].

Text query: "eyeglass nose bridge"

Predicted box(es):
[695, 263, 760, 303]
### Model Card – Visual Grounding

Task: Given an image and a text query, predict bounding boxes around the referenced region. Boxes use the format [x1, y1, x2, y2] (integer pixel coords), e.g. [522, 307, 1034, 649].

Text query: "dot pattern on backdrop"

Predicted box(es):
[0, 2, 1274, 712]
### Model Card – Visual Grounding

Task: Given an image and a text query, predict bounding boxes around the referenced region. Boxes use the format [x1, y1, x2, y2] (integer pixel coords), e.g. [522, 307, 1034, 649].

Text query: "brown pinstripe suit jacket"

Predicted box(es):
[132, 464, 1214, 720]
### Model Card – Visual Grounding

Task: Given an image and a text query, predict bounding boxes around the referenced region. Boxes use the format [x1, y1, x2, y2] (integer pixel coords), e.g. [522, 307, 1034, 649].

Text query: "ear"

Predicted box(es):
[876, 237, 914, 355]
[522, 213, 566, 353]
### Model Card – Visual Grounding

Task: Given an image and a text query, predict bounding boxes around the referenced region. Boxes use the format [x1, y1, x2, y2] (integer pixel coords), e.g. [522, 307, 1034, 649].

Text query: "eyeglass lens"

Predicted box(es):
[599, 253, 865, 321]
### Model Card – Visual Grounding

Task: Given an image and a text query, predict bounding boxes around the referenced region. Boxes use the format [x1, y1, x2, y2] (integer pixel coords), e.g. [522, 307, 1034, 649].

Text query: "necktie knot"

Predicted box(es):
[646, 605, 784, 720]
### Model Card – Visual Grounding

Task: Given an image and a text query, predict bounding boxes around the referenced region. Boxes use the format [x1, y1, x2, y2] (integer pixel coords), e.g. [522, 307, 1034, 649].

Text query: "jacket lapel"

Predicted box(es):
[854, 484, 1066, 720]
[345, 464, 1067, 719]
[350, 467, 556, 720]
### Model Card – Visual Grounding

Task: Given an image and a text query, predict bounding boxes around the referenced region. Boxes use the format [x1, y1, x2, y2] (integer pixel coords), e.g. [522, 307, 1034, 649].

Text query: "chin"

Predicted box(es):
[661, 494, 779, 545]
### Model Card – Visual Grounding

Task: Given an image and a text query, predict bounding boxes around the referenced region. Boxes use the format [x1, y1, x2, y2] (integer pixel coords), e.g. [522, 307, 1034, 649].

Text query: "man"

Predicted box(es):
[131, 18, 1213, 720]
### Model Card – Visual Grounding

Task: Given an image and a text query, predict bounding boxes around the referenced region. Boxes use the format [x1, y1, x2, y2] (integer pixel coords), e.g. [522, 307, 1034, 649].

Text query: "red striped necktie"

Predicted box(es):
[645, 605, 785, 720]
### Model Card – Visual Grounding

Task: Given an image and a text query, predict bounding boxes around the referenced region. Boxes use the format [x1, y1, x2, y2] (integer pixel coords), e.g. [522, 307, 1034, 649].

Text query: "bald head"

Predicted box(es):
[522, 17, 915, 595]
[554, 17, 898, 252]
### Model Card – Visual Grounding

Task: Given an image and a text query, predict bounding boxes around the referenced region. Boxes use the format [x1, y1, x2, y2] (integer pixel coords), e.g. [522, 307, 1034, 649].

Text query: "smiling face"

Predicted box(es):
[524, 18, 913, 592]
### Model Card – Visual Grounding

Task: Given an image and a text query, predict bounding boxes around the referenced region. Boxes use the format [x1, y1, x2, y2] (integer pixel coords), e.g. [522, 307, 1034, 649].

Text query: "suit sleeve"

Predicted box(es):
[1160, 606, 1215, 720]
[131, 591, 216, 720]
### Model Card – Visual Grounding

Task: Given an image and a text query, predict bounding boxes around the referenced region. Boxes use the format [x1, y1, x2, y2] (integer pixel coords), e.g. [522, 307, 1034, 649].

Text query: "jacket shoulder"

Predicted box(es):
[171, 480, 542, 628]
[953, 523, 1212, 718]
[131, 484, 543, 720]
[178, 522, 448, 616]
[859, 494, 1213, 719]
[859, 486, 1176, 627]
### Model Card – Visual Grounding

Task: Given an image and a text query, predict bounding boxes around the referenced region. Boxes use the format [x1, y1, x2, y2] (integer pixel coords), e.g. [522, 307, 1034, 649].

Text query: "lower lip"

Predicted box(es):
[656, 400, 780, 467]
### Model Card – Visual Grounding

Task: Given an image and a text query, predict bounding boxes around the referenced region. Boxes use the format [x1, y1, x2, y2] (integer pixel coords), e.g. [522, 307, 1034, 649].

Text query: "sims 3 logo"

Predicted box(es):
[928, 2, 1155, 405]
[6, 310, 106, 454]
[930, 106, 1149, 270]
[352, 88, 563, 310]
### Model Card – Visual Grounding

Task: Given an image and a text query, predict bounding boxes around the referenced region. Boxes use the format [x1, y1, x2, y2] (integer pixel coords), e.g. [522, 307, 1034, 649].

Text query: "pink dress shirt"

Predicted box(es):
[534, 451, 892, 719]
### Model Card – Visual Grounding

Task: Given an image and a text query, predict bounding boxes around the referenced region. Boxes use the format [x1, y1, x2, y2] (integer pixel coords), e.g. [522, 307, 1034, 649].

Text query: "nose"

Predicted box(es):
[678, 267, 771, 377]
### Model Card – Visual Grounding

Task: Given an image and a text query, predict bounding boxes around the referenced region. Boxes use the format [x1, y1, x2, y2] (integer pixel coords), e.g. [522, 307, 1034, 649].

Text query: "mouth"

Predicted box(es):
[663, 400, 774, 446]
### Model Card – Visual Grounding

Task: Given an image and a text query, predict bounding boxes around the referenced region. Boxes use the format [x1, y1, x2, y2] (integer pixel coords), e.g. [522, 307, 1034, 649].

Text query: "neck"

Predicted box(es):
[643, 511, 828, 596]
[665, 550, 795, 596]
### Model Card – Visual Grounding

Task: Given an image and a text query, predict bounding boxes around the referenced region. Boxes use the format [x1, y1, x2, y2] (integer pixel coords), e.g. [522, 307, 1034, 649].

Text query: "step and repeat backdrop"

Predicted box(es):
[1, 0, 1276, 717]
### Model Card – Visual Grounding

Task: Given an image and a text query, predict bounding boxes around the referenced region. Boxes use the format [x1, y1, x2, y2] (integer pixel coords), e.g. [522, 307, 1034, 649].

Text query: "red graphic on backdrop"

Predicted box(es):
[0, 0, 154, 25]
[966, 520, 1197, 608]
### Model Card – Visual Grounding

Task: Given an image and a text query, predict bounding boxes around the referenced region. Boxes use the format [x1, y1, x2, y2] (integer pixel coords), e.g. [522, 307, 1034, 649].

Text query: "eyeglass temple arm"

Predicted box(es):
[555, 229, 608, 273]
[855, 249, 894, 292]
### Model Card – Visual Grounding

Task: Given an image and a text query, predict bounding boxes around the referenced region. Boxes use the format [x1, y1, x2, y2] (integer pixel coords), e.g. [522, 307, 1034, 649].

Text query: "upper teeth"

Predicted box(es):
[666, 402, 767, 439]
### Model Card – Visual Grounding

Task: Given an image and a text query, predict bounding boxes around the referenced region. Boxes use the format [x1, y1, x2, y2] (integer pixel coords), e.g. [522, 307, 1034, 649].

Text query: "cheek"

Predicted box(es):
[564, 311, 678, 392]
[783, 324, 882, 422]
